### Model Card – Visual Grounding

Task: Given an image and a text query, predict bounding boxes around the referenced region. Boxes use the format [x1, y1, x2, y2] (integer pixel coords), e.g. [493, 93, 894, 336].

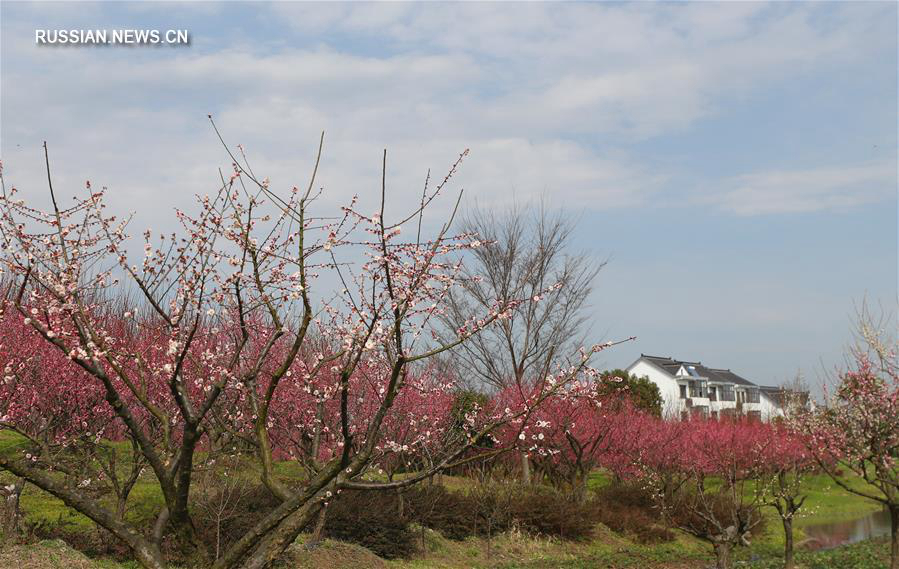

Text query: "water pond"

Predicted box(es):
[801, 508, 892, 550]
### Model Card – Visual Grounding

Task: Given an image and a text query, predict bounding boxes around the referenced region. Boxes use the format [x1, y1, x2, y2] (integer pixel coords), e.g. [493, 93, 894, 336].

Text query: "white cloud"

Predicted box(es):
[267, 2, 891, 139]
[0, 0, 894, 226]
[709, 162, 895, 215]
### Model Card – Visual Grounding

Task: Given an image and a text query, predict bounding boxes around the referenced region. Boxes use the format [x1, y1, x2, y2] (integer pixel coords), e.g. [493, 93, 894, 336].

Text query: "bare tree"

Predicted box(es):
[777, 373, 812, 417]
[441, 200, 603, 482]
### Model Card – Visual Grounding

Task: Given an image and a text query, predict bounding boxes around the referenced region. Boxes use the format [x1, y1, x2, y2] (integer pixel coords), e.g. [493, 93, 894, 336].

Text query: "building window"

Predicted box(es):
[747, 410, 762, 422]
[689, 380, 707, 398]
[746, 389, 760, 404]
[679, 385, 687, 399]
[720, 387, 735, 401]
[708, 386, 717, 401]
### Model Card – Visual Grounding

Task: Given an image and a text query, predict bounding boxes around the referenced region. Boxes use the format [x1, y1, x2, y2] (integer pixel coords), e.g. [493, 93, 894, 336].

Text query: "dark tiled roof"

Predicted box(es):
[759, 386, 811, 407]
[641, 355, 685, 375]
[640, 354, 758, 387]
[704, 367, 756, 387]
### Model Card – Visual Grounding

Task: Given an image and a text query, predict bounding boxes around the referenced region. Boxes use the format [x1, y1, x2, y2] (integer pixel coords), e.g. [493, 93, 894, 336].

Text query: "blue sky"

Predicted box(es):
[1, 2, 896, 394]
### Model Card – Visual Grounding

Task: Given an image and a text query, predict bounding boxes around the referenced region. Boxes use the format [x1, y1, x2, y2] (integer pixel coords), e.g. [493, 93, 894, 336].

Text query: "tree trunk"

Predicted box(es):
[1, 478, 24, 540]
[890, 504, 898, 569]
[573, 468, 589, 503]
[127, 541, 168, 569]
[520, 452, 531, 484]
[236, 500, 322, 569]
[782, 517, 794, 569]
[116, 495, 128, 521]
[713, 541, 732, 569]
[216, 514, 222, 561]
[310, 507, 327, 544]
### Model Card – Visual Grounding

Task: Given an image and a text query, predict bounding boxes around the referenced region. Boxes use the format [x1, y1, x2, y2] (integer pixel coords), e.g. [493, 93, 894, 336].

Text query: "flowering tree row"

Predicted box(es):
[0, 136, 625, 569]
[607, 414, 814, 569]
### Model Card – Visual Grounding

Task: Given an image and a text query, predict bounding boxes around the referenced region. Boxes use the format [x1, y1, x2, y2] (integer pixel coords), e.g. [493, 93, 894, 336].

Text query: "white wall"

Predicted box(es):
[709, 399, 737, 415]
[760, 393, 784, 421]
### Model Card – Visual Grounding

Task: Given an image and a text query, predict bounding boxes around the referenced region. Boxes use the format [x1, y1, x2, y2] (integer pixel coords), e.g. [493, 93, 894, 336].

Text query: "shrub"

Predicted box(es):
[405, 484, 480, 540]
[594, 481, 674, 544]
[321, 489, 417, 559]
[193, 483, 280, 559]
[596, 479, 657, 510]
[407, 482, 597, 542]
[505, 485, 597, 541]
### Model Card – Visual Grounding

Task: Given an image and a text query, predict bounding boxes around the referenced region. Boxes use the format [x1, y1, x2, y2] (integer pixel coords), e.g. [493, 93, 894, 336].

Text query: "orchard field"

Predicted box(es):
[0, 141, 896, 569]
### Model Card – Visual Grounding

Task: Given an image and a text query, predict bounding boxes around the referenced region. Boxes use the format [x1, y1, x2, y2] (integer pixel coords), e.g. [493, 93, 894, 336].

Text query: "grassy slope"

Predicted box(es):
[1, 431, 890, 569]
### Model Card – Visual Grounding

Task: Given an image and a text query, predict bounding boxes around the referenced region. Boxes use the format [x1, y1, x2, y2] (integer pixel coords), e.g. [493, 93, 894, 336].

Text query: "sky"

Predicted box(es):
[1, 2, 896, 396]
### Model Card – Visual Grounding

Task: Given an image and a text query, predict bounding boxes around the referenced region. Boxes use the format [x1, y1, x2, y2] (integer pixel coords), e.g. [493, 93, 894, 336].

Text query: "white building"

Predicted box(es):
[625, 354, 787, 421]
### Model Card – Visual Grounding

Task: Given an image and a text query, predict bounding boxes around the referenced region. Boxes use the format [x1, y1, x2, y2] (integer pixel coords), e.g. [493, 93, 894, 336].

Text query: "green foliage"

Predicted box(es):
[597, 370, 663, 417]
[450, 390, 489, 427]
[448, 390, 493, 446]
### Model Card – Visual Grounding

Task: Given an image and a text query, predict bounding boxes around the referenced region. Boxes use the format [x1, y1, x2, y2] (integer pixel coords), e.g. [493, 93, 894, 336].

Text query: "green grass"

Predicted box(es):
[792, 473, 885, 524]
[746, 538, 891, 569]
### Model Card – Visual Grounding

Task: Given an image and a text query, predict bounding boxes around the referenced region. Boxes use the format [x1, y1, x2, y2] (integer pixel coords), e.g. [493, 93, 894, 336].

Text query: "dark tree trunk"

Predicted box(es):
[397, 490, 405, 519]
[310, 507, 327, 544]
[116, 496, 128, 521]
[237, 502, 321, 569]
[572, 469, 589, 503]
[782, 517, 794, 569]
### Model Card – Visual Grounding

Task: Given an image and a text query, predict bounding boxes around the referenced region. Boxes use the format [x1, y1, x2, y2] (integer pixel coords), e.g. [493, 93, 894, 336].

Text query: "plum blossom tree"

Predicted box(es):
[754, 426, 816, 569]
[794, 311, 899, 569]
[0, 133, 624, 569]
[630, 418, 769, 569]
[515, 381, 636, 500]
